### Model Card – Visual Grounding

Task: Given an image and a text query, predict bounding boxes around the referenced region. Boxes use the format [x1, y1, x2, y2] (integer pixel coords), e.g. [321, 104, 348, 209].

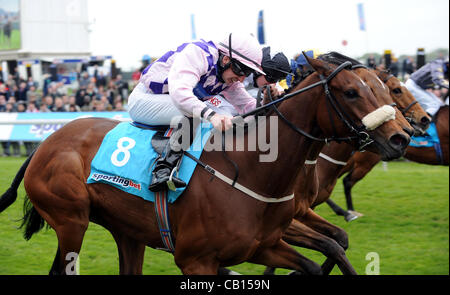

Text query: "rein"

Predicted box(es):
[183, 59, 395, 202]
[248, 61, 374, 151]
[182, 62, 357, 202]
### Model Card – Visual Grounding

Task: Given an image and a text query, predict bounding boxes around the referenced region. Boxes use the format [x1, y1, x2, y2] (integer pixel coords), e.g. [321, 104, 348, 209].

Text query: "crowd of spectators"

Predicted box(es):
[0, 67, 135, 157]
[366, 54, 416, 80]
[0, 68, 130, 115]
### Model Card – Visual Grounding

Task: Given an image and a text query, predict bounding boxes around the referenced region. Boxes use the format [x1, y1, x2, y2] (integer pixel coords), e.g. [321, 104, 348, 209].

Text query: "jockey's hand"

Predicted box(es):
[209, 113, 233, 131]
[263, 85, 282, 100]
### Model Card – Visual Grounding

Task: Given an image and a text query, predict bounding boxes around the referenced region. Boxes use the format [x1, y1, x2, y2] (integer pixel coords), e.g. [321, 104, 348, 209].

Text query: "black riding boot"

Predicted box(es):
[149, 116, 198, 192]
[149, 143, 186, 192]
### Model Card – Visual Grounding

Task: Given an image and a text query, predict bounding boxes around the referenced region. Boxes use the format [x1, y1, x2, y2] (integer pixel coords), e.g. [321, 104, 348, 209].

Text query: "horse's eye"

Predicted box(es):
[392, 88, 402, 94]
[344, 89, 359, 99]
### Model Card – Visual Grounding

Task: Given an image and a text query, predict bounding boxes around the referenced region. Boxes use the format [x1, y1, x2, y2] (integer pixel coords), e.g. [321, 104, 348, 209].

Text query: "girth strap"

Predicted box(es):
[155, 190, 175, 252]
[434, 142, 444, 165]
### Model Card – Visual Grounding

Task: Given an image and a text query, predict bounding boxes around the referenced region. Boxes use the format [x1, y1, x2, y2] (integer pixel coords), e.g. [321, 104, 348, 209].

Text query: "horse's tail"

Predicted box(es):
[0, 151, 34, 213]
[0, 151, 45, 240]
[20, 194, 47, 241]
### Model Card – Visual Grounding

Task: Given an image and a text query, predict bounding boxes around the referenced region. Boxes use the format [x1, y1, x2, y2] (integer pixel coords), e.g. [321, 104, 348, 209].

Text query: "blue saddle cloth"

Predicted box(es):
[409, 122, 440, 148]
[87, 122, 213, 203]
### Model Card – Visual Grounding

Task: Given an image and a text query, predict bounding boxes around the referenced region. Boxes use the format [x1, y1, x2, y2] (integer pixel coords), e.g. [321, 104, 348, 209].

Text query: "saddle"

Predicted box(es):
[410, 121, 443, 164]
[131, 122, 171, 156]
[133, 120, 200, 192]
[151, 128, 173, 155]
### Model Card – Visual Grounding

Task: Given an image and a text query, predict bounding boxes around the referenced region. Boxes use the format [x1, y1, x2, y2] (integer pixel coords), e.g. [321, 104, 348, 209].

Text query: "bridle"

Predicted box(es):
[182, 59, 387, 200]
[379, 70, 418, 123]
[243, 60, 374, 151]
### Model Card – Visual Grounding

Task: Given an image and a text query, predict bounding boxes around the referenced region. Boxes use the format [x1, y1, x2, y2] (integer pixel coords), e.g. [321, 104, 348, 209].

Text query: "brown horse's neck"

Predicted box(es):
[320, 141, 356, 165]
[267, 97, 323, 195]
[213, 78, 327, 198]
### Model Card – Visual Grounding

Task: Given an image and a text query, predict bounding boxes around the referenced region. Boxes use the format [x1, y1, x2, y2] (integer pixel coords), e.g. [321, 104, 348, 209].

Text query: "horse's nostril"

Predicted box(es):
[421, 116, 431, 124]
[389, 133, 409, 149]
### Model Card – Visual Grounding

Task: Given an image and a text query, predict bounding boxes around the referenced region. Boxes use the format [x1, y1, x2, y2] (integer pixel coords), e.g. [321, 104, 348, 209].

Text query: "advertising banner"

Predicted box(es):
[0, 112, 131, 141]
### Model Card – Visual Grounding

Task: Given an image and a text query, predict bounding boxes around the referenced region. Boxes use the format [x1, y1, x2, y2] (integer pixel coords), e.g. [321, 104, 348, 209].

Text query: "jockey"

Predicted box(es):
[405, 58, 449, 117]
[208, 46, 291, 114]
[251, 46, 291, 97]
[285, 49, 321, 88]
[127, 32, 264, 192]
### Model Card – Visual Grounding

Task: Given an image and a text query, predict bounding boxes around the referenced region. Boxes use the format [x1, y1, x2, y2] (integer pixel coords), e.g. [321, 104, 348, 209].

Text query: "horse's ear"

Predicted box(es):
[303, 52, 330, 76]
[302, 51, 316, 71]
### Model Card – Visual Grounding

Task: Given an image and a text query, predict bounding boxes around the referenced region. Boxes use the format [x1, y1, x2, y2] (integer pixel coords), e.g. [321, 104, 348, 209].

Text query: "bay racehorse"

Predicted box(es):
[263, 52, 416, 275]
[328, 104, 448, 219]
[0, 57, 410, 275]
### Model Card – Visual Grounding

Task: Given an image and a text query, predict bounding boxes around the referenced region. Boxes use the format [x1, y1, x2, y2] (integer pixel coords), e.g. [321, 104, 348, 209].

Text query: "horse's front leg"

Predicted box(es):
[249, 239, 323, 275]
[326, 199, 360, 222]
[111, 232, 146, 275]
[284, 218, 357, 275]
[297, 208, 349, 249]
[176, 255, 220, 275]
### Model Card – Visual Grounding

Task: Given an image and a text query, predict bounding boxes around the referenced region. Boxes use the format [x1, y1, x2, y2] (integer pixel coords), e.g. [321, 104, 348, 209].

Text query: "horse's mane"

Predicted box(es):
[285, 51, 361, 93]
[319, 52, 395, 79]
[317, 51, 363, 67]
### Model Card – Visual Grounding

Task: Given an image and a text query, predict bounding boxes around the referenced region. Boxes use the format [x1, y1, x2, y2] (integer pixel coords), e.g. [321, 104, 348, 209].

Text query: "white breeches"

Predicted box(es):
[405, 79, 444, 116]
[127, 82, 239, 126]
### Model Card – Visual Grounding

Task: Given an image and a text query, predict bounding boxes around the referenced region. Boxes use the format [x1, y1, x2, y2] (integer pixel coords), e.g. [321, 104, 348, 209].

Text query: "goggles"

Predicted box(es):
[255, 70, 285, 84]
[253, 72, 278, 86]
[264, 74, 280, 84]
[230, 59, 255, 77]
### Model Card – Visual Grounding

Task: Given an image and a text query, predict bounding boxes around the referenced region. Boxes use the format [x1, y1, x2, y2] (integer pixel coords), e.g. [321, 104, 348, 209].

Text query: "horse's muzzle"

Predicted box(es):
[387, 132, 410, 155]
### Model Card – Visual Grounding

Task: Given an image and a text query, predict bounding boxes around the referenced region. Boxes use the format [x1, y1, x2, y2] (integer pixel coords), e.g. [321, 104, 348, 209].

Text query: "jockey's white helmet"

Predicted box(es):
[217, 33, 265, 75]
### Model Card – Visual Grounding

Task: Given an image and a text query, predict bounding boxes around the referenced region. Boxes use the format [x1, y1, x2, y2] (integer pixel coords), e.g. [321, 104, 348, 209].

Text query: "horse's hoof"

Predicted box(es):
[348, 210, 364, 217]
[345, 210, 364, 222]
[345, 213, 359, 222]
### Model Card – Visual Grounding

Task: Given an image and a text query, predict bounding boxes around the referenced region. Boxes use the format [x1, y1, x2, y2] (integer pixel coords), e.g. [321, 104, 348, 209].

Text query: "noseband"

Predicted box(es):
[243, 61, 374, 151]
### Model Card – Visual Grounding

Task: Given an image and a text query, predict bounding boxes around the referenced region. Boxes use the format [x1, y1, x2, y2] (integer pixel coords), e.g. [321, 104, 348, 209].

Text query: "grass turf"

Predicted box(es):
[0, 157, 448, 275]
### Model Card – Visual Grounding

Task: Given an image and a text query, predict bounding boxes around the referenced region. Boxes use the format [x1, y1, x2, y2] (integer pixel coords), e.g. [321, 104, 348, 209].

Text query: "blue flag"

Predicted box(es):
[357, 3, 366, 31]
[191, 14, 196, 40]
[257, 10, 265, 44]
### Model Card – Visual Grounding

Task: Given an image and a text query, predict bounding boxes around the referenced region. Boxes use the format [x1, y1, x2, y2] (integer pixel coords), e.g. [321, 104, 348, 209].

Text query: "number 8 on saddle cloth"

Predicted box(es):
[86, 121, 213, 203]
